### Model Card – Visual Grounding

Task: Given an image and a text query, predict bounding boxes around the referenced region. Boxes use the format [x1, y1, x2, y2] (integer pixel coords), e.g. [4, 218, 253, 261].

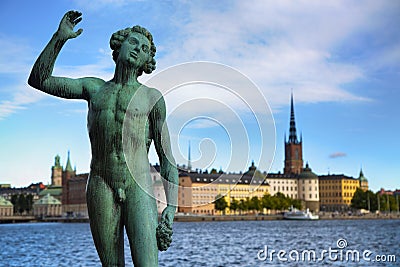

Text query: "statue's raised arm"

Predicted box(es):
[28, 10, 104, 100]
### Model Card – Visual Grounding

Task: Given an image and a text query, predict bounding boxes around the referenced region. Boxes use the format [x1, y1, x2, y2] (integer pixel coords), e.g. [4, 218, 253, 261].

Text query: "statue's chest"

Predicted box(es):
[90, 87, 150, 123]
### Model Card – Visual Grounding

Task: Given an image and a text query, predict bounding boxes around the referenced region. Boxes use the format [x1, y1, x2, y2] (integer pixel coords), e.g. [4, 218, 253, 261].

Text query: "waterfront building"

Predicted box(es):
[0, 195, 13, 216]
[265, 94, 320, 212]
[319, 174, 360, 211]
[178, 163, 270, 215]
[63, 173, 89, 217]
[358, 169, 369, 191]
[0, 183, 43, 203]
[284, 94, 303, 175]
[33, 193, 62, 217]
[378, 188, 394, 195]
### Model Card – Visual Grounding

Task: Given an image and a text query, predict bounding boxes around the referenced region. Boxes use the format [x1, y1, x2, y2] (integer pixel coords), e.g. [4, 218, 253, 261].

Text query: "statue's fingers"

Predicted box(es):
[66, 10, 74, 17]
[73, 17, 82, 25]
[71, 11, 82, 19]
[72, 28, 83, 38]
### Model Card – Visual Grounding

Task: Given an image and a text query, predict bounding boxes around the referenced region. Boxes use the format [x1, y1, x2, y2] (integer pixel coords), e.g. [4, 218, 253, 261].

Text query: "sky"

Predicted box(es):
[0, 0, 399, 191]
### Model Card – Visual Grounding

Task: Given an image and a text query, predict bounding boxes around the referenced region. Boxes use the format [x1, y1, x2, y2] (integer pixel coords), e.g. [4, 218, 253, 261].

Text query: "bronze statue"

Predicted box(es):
[28, 10, 178, 266]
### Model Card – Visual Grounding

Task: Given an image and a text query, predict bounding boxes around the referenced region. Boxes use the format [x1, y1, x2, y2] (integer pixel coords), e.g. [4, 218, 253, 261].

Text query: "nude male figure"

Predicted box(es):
[28, 11, 178, 266]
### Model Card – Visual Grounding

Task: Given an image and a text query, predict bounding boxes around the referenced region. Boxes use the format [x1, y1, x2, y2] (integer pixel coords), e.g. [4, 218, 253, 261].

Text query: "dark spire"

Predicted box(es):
[65, 150, 74, 172]
[187, 141, 192, 171]
[288, 92, 298, 143]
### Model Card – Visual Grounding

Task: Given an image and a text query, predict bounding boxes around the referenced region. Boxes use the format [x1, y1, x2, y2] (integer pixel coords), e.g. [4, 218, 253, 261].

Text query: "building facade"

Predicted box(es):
[178, 163, 270, 215]
[0, 196, 13, 216]
[33, 193, 62, 217]
[319, 174, 360, 211]
[265, 94, 320, 212]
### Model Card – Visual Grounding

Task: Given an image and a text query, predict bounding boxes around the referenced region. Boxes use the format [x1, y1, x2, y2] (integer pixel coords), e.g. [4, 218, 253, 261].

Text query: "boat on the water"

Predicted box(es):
[283, 207, 319, 220]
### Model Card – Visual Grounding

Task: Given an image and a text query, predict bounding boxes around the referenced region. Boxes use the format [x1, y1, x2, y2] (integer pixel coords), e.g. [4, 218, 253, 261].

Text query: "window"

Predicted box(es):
[309, 194, 312, 199]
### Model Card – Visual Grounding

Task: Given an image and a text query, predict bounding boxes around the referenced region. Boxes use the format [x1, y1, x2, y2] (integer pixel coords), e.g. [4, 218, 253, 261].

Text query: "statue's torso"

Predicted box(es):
[87, 82, 154, 186]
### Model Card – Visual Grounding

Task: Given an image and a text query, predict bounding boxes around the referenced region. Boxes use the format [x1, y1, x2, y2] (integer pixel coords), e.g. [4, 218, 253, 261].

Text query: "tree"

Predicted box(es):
[248, 196, 262, 213]
[10, 194, 34, 215]
[238, 198, 249, 214]
[262, 194, 273, 210]
[274, 192, 291, 211]
[230, 197, 239, 214]
[214, 194, 228, 214]
[290, 198, 302, 210]
[26, 194, 34, 214]
[351, 188, 366, 210]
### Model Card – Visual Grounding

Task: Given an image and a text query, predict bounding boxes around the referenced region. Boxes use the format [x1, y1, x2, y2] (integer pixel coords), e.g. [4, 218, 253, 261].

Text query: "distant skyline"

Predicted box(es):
[1, 1, 399, 191]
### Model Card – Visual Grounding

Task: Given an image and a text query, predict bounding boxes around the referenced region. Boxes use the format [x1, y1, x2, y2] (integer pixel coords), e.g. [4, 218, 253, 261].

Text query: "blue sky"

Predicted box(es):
[0, 0, 399, 191]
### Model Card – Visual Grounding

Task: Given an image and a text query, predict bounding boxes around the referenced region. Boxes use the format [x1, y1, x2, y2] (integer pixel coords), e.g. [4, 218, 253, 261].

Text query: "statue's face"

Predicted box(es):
[118, 32, 151, 70]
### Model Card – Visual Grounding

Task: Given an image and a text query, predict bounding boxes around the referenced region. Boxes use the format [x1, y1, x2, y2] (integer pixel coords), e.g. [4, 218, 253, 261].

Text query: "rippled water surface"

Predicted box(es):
[0, 219, 399, 266]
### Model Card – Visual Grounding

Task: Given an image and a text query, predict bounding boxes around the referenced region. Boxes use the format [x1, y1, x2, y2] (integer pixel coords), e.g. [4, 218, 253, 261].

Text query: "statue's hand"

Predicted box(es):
[57, 10, 83, 40]
[156, 206, 175, 251]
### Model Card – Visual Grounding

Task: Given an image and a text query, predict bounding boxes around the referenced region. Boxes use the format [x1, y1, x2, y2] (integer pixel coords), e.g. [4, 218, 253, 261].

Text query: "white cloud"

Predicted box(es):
[155, 1, 391, 110]
[0, 84, 44, 120]
[0, 35, 114, 120]
[329, 152, 347, 159]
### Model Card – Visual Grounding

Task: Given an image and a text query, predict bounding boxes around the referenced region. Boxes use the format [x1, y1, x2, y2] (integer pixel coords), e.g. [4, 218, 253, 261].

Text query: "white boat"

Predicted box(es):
[283, 208, 319, 220]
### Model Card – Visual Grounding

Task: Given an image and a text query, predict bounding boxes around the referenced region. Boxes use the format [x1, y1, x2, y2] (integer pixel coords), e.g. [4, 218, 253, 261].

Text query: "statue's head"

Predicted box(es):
[110, 26, 156, 76]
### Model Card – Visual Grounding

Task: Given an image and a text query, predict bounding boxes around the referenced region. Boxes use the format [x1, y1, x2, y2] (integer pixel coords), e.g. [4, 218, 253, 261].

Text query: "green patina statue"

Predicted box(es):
[28, 10, 178, 267]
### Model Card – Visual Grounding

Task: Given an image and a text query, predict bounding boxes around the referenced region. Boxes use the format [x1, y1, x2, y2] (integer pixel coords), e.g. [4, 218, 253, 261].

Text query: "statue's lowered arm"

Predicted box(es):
[150, 94, 179, 251]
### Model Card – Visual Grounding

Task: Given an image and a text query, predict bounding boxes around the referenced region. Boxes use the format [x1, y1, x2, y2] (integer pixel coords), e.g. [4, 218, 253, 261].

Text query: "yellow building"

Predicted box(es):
[178, 163, 270, 215]
[319, 174, 360, 211]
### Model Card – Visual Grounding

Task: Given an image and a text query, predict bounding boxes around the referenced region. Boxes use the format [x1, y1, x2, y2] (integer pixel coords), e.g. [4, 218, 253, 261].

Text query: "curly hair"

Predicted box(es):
[110, 25, 156, 76]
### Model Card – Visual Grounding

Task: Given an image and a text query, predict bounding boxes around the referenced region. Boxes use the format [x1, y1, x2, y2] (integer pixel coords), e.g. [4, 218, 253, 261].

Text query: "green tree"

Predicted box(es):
[274, 192, 290, 211]
[11, 194, 19, 214]
[238, 198, 249, 214]
[248, 196, 262, 213]
[230, 197, 239, 214]
[351, 188, 368, 210]
[26, 194, 34, 214]
[261, 194, 273, 210]
[214, 194, 228, 214]
[290, 198, 302, 210]
[17, 194, 28, 214]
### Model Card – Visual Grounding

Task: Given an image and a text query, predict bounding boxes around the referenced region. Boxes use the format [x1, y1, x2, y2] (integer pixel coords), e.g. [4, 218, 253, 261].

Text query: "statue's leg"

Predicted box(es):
[124, 184, 158, 267]
[87, 175, 125, 267]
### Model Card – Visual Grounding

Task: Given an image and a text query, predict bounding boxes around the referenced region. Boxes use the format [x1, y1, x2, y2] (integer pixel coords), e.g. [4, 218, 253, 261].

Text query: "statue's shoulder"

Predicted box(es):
[83, 77, 106, 98]
[144, 86, 164, 100]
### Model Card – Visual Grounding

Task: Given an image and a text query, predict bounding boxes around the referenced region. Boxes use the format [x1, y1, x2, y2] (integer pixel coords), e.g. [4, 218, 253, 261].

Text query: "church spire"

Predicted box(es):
[188, 141, 192, 171]
[288, 92, 298, 143]
[65, 150, 74, 172]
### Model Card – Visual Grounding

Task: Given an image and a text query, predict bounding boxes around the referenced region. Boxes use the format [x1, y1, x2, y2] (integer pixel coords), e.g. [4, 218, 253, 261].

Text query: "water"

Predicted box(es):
[0, 220, 399, 266]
